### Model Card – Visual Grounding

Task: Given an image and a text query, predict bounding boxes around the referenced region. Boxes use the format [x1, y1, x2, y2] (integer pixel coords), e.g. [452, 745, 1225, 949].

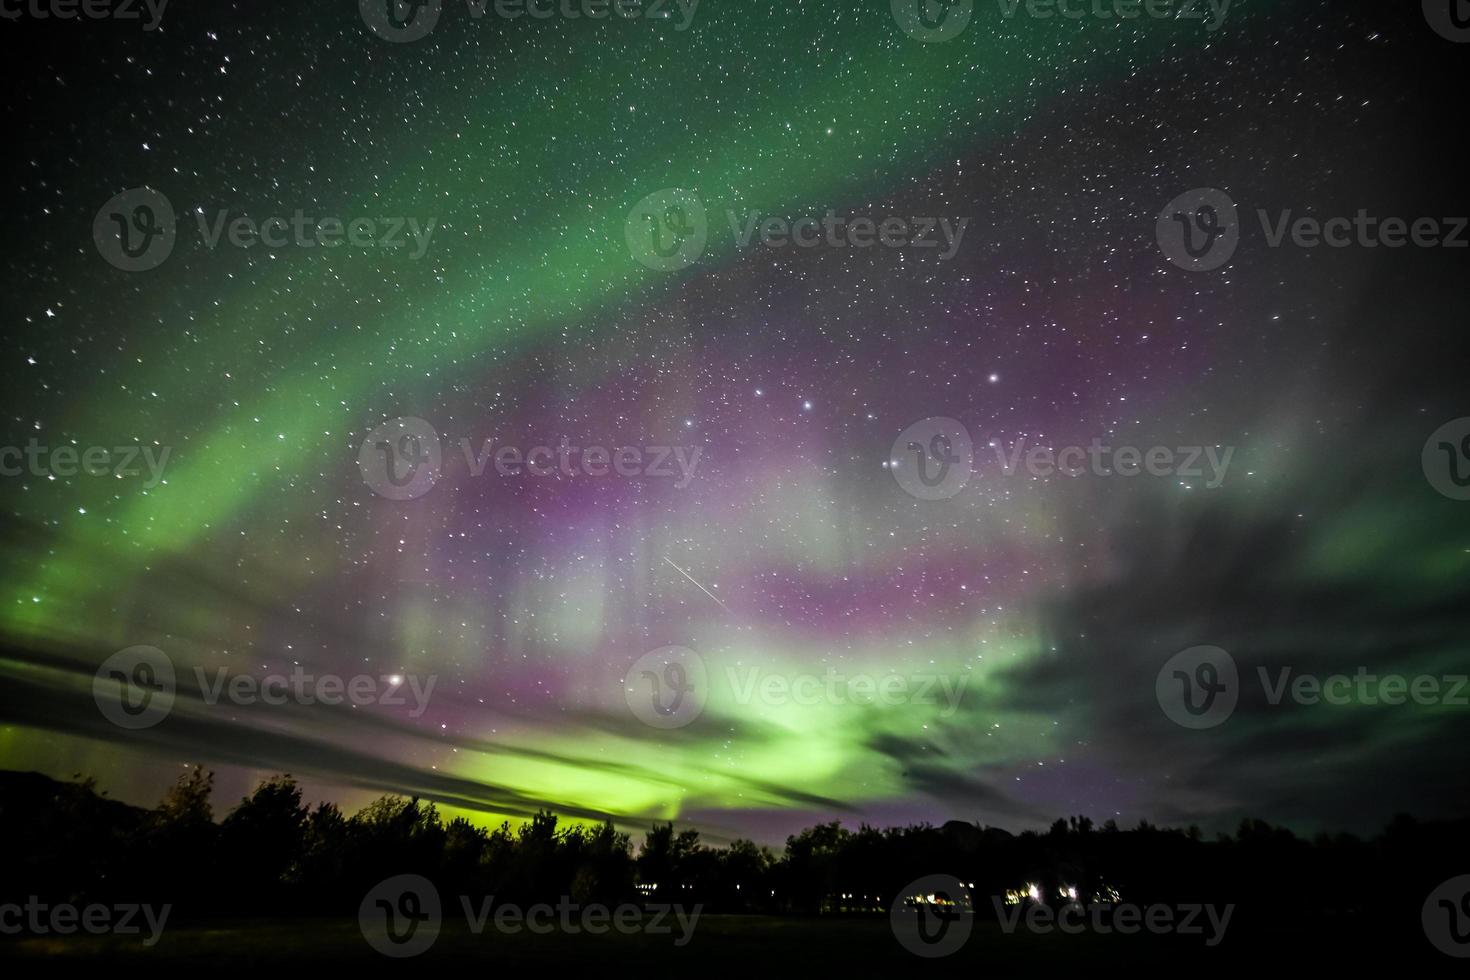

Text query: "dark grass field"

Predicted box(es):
[0, 913, 1448, 972]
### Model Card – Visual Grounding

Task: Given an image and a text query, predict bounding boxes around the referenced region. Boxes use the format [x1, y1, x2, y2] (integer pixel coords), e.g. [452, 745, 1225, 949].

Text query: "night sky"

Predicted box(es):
[1, 0, 1467, 845]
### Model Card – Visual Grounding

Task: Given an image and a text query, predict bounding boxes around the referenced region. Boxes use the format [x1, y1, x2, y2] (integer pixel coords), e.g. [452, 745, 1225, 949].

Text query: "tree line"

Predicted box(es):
[2, 767, 1464, 922]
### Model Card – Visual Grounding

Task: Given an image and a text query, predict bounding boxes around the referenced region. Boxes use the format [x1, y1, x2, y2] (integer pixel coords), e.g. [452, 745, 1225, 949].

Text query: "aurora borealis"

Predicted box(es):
[1, 0, 1468, 846]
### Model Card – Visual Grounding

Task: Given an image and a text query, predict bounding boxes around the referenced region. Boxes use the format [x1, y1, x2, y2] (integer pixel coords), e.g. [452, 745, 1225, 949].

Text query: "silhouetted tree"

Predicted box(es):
[7, 768, 1469, 928]
[220, 775, 308, 911]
